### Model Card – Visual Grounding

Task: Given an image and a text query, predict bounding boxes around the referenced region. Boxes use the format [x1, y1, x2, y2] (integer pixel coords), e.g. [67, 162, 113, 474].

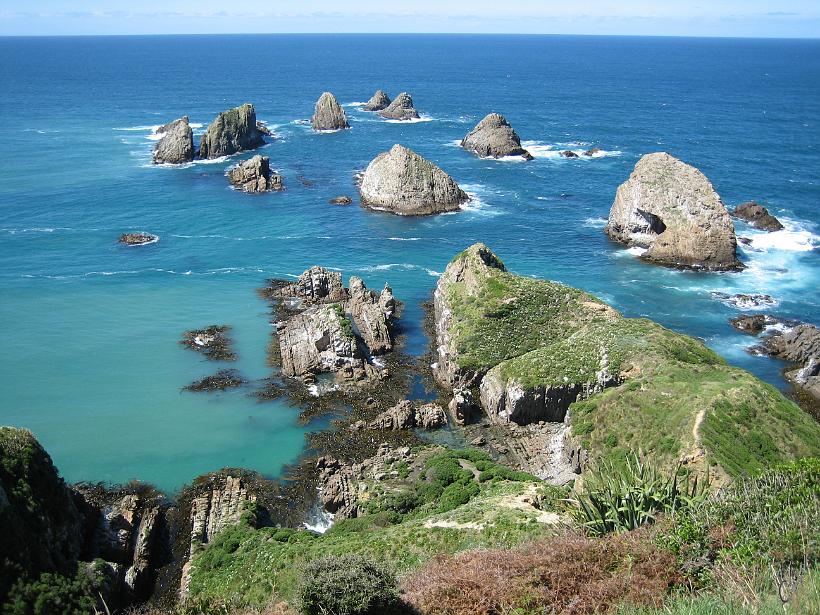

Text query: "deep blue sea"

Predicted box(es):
[1, 34, 818, 493]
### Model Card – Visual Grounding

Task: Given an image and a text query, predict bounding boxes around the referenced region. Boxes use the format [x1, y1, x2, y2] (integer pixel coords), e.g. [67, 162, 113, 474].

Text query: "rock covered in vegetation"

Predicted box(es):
[732, 201, 784, 232]
[461, 113, 533, 160]
[227, 155, 283, 193]
[605, 153, 742, 271]
[363, 89, 391, 111]
[118, 232, 158, 246]
[180, 325, 237, 361]
[184, 369, 246, 392]
[379, 92, 420, 120]
[199, 103, 266, 159]
[311, 92, 350, 131]
[359, 144, 469, 216]
[152, 116, 194, 164]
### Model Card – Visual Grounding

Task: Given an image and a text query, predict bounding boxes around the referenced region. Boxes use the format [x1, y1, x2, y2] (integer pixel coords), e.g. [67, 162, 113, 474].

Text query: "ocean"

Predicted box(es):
[0, 34, 818, 493]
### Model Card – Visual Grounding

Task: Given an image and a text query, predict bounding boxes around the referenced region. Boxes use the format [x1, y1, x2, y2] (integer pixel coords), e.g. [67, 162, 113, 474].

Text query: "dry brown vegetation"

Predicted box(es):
[401, 528, 680, 615]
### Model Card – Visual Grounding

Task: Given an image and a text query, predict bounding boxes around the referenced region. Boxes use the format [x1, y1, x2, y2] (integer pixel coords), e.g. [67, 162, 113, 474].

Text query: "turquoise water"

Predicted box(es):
[1, 35, 818, 492]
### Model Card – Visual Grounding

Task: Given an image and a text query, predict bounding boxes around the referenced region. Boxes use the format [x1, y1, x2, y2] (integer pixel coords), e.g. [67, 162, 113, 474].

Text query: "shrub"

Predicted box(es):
[3, 570, 101, 615]
[297, 554, 400, 615]
[572, 453, 708, 536]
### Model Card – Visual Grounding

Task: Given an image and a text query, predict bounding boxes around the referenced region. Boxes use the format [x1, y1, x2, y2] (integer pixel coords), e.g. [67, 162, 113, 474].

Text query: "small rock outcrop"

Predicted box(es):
[363, 90, 391, 111]
[560, 150, 579, 158]
[184, 369, 246, 392]
[379, 92, 420, 120]
[277, 266, 347, 306]
[732, 201, 784, 232]
[199, 103, 266, 159]
[710, 292, 777, 310]
[119, 232, 158, 246]
[311, 92, 350, 131]
[605, 152, 742, 271]
[583, 147, 601, 157]
[363, 400, 448, 430]
[460, 113, 532, 160]
[760, 324, 820, 401]
[152, 116, 194, 164]
[227, 155, 283, 193]
[180, 325, 237, 361]
[730, 314, 767, 335]
[359, 144, 469, 216]
[348, 277, 396, 354]
[329, 196, 353, 205]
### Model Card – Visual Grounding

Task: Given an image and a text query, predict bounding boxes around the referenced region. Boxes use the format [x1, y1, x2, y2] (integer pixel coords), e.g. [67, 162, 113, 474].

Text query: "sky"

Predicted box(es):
[0, 1, 818, 38]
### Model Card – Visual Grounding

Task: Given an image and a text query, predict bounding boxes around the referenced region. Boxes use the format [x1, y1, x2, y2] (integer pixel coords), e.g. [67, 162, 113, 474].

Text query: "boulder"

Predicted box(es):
[414, 403, 448, 429]
[379, 92, 420, 120]
[329, 196, 353, 205]
[604, 152, 742, 271]
[359, 144, 469, 216]
[560, 150, 579, 158]
[730, 314, 767, 335]
[152, 116, 194, 164]
[461, 113, 533, 160]
[348, 277, 394, 354]
[368, 400, 416, 430]
[363, 90, 391, 111]
[118, 232, 158, 246]
[227, 155, 283, 193]
[311, 92, 350, 131]
[583, 147, 601, 157]
[199, 103, 266, 159]
[732, 201, 784, 232]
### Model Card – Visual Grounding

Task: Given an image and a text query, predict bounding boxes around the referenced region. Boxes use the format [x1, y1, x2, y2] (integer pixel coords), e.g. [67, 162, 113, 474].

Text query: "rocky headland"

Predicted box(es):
[731, 201, 784, 231]
[379, 92, 420, 120]
[227, 155, 283, 193]
[461, 113, 533, 160]
[198, 104, 266, 159]
[359, 144, 469, 216]
[152, 116, 194, 164]
[363, 89, 391, 111]
[311, 92, 350, 131]
[604, 152, 742, 271]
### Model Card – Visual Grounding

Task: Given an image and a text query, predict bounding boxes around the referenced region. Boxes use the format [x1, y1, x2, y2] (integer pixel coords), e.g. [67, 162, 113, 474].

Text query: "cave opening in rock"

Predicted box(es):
[638, 209, 667, 235]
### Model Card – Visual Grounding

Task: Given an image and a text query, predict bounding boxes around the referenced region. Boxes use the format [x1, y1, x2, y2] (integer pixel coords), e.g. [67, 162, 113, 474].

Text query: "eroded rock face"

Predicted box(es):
[199, 103, 266, 159]
[365, 400, 448, 430]
[363, 89, 391, 111]
[359, 144, 468, 216]
[227, 155, 283, 193]
[461, 113, 532, 160]
[732, 201, 784, 232]
[605, 153, 742, 271]
[379, 92, 420, 120]
[730, 314, 767, 335]
[311, 92, 350, 131]
[348, 277, 395, 354]
[279, 266, 347, 306]
[760, 324, 820, 401]
[414, 403, 448, 429]
[153, 116, 194, 164]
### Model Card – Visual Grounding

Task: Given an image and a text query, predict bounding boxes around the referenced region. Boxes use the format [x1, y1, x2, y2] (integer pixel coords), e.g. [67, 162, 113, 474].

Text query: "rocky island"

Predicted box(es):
[118, 232, 158, 246]
[198, 103, 266, 159]
[311, 92, 349, 131]
[379, 92, 420, 120]
[359, 144, 469, 216]
[152, 116, 194, 164]
[731, 201, 784, 231]
[604, 152, 742, 271]
[227, 155, 283, 193]
[461, 113, 533, 160]
[363, 89, 391, 111]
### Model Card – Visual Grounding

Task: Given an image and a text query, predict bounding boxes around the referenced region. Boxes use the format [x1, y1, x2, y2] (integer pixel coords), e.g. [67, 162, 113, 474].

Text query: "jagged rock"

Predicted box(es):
[227, 155, 283, 193]
[118, 232, 158, 246]
[359, 144, 468, 216]
[759, 324, 820, 401]
[379, 92, 420, 120]
[730, 314, 767, 335]
[152, 116, 194, 164]
[732, 201, 784, 232]
[348, 277, 394, 355]
[316, 456, 358, 518]
[460, 113, 533, 160]
[311, 92, 350, 131]
[363, 90, 391, 111]
[199, 103, 266, 159]
[560, 150, 579, 158]
[583, 147, 601, 157]
[278, 304, 368, 381]
[369, 400, 416, 430]
[329, 196, 353, 205]
[605, 152, 742, 271]
[448, 388, 477, 426]
[277, 266, 347, 305]
[414, 403, 448, 429]
[711, 292, 777, 310]
[256, 121, 272, 136]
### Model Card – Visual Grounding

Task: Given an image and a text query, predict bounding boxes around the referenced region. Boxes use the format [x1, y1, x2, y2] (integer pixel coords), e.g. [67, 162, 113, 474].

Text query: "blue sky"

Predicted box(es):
[1, 1, 818, 37]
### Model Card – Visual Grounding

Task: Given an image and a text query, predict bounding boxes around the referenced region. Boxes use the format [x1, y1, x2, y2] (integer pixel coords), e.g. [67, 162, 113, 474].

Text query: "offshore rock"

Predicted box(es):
[560, 150, 579, 158]
[329, 196, 353, 205]
[461, 113, 533, 160]
[363, 89, 391, 111]
[359, 144, 468, 216]
[118, 232, 158, 246]
[730, 314, 768, 335]
[732, 201, 784, 232]
[199, 103, 266, 159]
[311, 92, 350, 131]
[379, 92, 420, 120]
[348, 277, 395, 354]
[227, 155, 283, 193]
[152, 116, 194, 164]
[605, 152, 742, 271]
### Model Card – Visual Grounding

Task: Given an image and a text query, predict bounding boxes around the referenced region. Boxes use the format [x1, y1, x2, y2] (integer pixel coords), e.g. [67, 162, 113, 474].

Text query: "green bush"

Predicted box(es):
[297, 554, 400, 615]
[572, 453, 708, 536]
[3, 570, 100, 615]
